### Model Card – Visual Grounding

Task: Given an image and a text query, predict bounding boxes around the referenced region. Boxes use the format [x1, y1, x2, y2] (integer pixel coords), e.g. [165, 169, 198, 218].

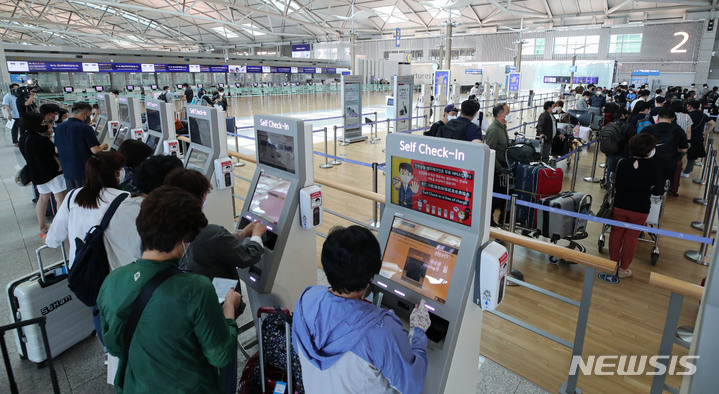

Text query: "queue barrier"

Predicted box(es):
[648, 273, 704, 394]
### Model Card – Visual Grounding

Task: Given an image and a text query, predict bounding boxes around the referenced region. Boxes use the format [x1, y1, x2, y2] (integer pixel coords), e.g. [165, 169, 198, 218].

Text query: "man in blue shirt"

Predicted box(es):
[436, 100, 483, 142]
[53, 102, 108, 188]
[3, 83, 20, 145]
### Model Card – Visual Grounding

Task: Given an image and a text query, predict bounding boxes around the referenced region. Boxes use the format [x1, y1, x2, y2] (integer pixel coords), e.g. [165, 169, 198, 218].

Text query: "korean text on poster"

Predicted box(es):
[391, 156, 474, 226]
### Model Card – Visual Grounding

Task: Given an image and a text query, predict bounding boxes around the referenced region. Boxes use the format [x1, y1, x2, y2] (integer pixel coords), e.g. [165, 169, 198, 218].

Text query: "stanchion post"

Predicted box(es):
[570, 152, 580, 192]
[319, 127, 333, 169]
[506, 194, 523, 284]
[694, 160, 717, 205]
[684, 173, 718, 265]
[694, 141, 714, 185]
[331, 126, 342, 165]
[583, 138, 601, 183]
[691, 170, 719, 233]
[386, 118, 391, 135]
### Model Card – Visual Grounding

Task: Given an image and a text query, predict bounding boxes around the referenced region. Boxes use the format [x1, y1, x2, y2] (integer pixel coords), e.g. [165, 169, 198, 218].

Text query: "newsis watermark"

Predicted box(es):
[569, 355, 699, 376]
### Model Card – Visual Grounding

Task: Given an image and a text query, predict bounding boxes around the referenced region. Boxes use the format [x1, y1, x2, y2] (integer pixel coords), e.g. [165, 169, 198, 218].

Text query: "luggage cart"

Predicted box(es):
[598, 180, 668, 266]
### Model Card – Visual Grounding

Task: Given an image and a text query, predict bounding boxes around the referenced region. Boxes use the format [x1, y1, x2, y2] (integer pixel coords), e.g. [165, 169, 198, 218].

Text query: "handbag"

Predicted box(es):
[15, 165, 31, 186]
[687, 142, 707, 160]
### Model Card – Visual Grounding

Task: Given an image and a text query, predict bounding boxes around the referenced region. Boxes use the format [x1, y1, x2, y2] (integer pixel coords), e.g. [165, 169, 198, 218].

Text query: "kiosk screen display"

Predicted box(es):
[146, 135, 161, 151]
[189, 117, 213, 148]
[380, 217, 461, 304]
[95, 120, 105, 136]
[113, 127, 129, 148]
[391, 156, 475, 226]
[118, 103, 130, 123]
[257, 130, 295, 174]
[248, 171, 291, 225]
[186, 149, 209, 173]
[98, 99, 107, 116]
[147, 109, 162, 132]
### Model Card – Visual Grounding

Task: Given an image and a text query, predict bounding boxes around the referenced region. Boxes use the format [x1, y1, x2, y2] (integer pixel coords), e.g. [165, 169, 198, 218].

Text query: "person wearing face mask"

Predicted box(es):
[576, 91, 590, 110]
[486, 103, 510, 226]
[164, 168, 266, 281]
[215, 87, 228, 111]
[425, 104, 458, 137]
[588, 88, 606, 109]
[97, 186, 243, 393]
[609, 134, 666, 278]
[640, 108, 688, 191]
[39, 103, 61, 127]
[53, 102, 109, 188]
[45, 151, 130, 345]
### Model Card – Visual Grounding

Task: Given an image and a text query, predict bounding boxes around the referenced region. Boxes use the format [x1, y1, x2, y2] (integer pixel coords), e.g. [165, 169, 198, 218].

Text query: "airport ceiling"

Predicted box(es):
[0, 0, 716, 51]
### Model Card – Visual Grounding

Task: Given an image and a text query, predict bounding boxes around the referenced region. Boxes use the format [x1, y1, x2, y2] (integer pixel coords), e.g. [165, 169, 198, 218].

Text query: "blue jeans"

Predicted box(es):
[92, 305, 104, 345]
[605, 155, 621, 184]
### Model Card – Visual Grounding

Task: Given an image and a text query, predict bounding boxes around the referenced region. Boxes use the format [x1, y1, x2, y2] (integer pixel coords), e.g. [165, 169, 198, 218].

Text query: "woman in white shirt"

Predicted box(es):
[46, 151, 129, 345]
[671, 100, 693, 134]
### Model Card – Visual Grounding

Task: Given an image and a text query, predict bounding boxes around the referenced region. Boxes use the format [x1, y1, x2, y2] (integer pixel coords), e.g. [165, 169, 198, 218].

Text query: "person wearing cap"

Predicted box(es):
[425, 104, 458, 137]
[436, 100, 483, 142]
[53, 102, 109, 189]
[39, 103, 61, 126]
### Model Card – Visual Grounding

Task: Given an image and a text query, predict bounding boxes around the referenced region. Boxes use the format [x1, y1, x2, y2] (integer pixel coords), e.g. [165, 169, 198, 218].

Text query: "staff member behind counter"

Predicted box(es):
[164, 168, 267, 280]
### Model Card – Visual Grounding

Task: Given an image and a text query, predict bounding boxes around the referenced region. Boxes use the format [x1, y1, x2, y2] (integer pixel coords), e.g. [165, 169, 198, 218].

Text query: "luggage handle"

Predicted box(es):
[35, 243, 68, 285]
[257, 306, 293, 394]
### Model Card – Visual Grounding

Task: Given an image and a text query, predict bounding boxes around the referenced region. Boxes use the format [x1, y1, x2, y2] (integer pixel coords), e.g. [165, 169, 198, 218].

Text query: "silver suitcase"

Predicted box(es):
[537, 192, 592, 241]
[6, 244, 95, 363]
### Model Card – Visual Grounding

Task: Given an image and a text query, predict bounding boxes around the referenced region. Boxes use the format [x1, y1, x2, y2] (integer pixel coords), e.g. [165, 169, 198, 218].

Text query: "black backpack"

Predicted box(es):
[599, 123, 623, 155]
[424, 121, 445, 137]
[158, 91, 168, 103]
[643, 125, 676, 161]
[67, 190, 129, 307]
[437, 119, 472, 140]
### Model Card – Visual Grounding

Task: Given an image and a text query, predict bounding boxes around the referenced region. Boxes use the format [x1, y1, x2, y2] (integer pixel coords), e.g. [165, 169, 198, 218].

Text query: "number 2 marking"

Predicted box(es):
[671, 32, 689, 53]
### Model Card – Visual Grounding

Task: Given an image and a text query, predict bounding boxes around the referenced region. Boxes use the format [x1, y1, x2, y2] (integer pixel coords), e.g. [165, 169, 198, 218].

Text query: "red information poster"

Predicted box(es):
[390, 156, 475, 226]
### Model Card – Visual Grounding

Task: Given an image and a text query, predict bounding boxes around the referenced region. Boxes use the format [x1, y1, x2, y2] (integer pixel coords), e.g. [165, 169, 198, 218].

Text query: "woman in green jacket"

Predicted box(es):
[98, 186, 243, 393]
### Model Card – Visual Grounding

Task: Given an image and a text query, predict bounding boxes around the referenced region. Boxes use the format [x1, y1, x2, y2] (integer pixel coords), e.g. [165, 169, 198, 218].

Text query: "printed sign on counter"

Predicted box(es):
[391, 156, 474, 226]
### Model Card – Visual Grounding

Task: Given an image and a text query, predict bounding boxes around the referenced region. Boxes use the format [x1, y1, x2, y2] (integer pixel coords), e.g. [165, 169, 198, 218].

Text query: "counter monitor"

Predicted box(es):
[176, 84, 183, 89]
[151, 84, 158, 90]
[257, 130, 295, 174]
[197, 83, 204, 89]
[248, 171, 291, 225]
[64, 86, 73, 93]
[235, 83, 241, 88]
[380, 217, 461, 304]
[146, 108, 161, 132]
[218, 83, 225, 88]
[95, 86, 103, 92]
[118, 103, 130, 123]
[185, 149, 210, 173]
[189, 117, 213, 148]
[126, 85, 134, 92]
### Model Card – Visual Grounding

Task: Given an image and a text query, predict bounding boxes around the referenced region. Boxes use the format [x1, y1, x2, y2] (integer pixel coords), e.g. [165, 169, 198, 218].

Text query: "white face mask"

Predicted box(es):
[552, 107, 558, 113]
[202, 198, 208, 212]
[506, 113, 513, 123]
[219, 92, 224, 96]
[399, 173, 412, 185]
[54, 114, 59, 121]
[447, 115, 457, 121]
[646, 148, 656, 159]
[117, 168, 126, 184]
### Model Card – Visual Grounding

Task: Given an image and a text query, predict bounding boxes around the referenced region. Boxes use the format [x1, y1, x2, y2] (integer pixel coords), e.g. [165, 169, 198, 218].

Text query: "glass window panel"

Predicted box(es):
[586, 44, 599, 54]
[586, 36, 600, 44]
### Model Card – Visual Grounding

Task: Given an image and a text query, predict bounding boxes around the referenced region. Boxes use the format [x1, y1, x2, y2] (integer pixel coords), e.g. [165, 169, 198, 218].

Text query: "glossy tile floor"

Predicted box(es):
[0, 116, 546, 393]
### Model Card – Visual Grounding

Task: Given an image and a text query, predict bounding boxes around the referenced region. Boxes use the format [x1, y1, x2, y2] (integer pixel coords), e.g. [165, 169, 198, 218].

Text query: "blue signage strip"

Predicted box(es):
[292, 44, 310, 52]
[275, 67, 291, 73]
[246, 66, 263, 73]
[465, 69, 482, 75]
[632, 69, 660, 76]
[325, 68, 337, 74]
[8, 60, 333, 74]
[302, 67, 316, 74]
[508, 73, 521, 92]
[396, 28, 401, 47]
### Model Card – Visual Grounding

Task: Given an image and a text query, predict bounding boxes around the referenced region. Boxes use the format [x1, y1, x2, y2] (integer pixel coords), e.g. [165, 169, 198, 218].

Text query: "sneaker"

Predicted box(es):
[618, 268, 633, 279]
[680, 172, 690, 178]
[104, 351, 109, 365]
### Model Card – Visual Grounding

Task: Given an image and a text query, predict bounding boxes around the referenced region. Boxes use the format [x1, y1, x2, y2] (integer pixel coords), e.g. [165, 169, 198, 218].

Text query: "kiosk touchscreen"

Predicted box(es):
[95, 93, 118, 145]
[183, 105, 234, 229]
[144, 99, 178, 155]
[110, 96, 142, 151]
[369, 133, 502, 394]
[237, 115, 317, 314]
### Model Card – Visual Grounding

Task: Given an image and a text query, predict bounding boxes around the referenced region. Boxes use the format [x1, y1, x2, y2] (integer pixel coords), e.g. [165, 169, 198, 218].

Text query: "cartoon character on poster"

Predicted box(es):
[393, 162, 420, 208]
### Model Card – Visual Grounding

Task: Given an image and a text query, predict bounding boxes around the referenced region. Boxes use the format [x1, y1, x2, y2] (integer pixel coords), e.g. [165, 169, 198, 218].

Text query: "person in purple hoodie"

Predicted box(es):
[293, 226, 430, 394]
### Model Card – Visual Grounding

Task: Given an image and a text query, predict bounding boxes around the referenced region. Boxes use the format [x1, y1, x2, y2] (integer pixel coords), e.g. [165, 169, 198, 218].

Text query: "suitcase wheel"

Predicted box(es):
[548, 256, 559, 264]
[650, 252, 659, 266]
[597, 239, 605, 254]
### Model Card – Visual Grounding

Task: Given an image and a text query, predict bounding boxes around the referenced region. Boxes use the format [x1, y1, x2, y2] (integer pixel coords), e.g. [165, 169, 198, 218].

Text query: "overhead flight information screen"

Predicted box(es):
[248, 171, 291, 225]
[189, 117, 213, 148]
[257, 130, 295, 174]
[380, 216, 461, 304]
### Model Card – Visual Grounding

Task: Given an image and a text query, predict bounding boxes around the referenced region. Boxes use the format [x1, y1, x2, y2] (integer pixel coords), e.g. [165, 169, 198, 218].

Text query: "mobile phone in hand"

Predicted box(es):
[235, 267, 247, 316]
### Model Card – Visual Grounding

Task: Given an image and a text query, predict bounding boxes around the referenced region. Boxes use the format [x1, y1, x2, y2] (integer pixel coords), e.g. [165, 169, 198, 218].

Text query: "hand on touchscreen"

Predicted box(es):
[223, 289, 243, 320]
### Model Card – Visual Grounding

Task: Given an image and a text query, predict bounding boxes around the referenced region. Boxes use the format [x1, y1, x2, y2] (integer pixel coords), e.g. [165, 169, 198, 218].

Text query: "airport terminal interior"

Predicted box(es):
[1, 0, 719, 393]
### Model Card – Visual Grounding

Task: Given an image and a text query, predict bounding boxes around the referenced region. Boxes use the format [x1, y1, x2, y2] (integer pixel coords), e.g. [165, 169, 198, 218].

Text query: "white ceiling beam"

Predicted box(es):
[607, 0, 633, 15]
[487, 0, 548, 17]
[541, 0, 554, 19]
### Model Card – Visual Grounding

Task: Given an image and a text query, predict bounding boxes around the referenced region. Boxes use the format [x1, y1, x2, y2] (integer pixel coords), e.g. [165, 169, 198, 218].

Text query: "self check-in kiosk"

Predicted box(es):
[369, 133, 507, 393]
[144, 99, 178, 156]
[236, 114, 318, 316]
[95, 93, 118, 145]
[183, 105, 234, 230]
[110, 96, 143, 151]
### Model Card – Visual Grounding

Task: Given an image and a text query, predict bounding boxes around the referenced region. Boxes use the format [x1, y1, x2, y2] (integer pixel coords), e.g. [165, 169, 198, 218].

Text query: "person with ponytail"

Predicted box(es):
[45, 151, 130, 348]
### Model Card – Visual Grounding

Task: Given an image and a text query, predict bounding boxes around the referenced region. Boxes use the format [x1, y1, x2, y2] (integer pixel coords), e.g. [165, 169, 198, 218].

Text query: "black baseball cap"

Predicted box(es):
[444, 104, 459, 113]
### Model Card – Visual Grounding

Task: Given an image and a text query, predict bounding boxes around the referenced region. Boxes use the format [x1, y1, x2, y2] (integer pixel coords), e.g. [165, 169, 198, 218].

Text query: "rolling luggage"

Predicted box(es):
[537, 191, 592, 241]
[237, 307, 304, 394]
[6, 245, 95, 364]
[514, 164, 563, 228]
